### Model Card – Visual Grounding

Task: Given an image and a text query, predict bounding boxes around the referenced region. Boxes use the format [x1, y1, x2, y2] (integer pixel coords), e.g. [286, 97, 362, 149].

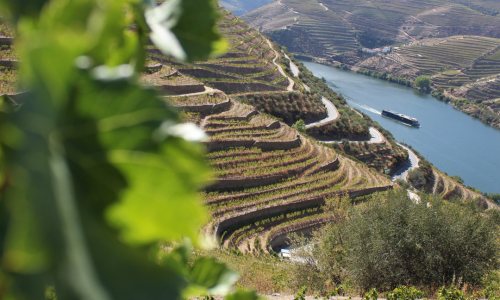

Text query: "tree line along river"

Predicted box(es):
[302, 61, 500, 194]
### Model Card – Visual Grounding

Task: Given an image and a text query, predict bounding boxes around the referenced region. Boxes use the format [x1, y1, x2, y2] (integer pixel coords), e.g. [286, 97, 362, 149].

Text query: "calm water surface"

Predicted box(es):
[302, 61, 500, 194]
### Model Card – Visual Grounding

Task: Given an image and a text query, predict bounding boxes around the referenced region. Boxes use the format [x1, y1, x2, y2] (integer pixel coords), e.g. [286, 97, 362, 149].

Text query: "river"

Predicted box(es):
[302, 61, 500, 194]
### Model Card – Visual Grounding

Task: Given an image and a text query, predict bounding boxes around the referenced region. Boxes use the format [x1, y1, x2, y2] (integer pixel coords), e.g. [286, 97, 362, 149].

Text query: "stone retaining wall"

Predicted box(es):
[172, 98, 231, 114]
[0, 60, 18, 68]
[317, 156, 340, 173]
[146, 49, 186, 66]
[179, 68, 243, 80]
[212, 185, 392, 238]
[218, 52, 252, 59]
[212, 110, 258, 121]
[207, 134, 300, 152]
[0, 37, 13, 45]
[145, 64, 162, 73]
[252, 71, 283, 82]
[154, 83, 206, 95]
[266, 120, 280, 129]
[268, 217, 332, 250]
[207, 139, 255, 152]
[207, 155, 313, 191]
[207, 174, 282, 190]
[253, 135, 301, 151]
[207, 82, 285, 94]
[196, 63, 272, 75]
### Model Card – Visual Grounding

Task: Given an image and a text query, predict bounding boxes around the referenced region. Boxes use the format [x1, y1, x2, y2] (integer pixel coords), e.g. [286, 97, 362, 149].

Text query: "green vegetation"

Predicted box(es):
[236, 92, 326, 125]
[356, 68, 412, 87]
[0, 68, 18, 94]
[408, 168, 426, 190]
[414, 75, 431, 89]
[290, 190, 500, 291]
[386, 286, 423, 300]
[243, 0, 500, 59]
[395, 36, 500, 75]
[489, 193, 500, 203]
[292, 119, 306, 133]
[0, 0, 261, 299]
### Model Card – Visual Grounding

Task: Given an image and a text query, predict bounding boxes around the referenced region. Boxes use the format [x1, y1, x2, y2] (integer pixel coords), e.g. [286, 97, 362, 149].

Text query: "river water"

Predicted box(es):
[302, 61, 500, 194]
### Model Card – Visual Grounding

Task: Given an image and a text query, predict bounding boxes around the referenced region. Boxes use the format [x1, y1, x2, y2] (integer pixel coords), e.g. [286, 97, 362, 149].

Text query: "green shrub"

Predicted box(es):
[294, 286, 308, 300]
[408, 168, 426, 190]
[437, 285, 465, 300]
[291, 190, 500, 292]
[341, 190, 500, 289]
[292, 119, 306, 134]
[415, 76, 431, 88]
[395, 179, 411, 190]
[363, 288, 379, 300]
[386, 285, 423, 300]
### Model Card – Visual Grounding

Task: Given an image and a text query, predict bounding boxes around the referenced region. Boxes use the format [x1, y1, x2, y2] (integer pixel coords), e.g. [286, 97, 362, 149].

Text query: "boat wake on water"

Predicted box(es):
[346, 99, 381, 115]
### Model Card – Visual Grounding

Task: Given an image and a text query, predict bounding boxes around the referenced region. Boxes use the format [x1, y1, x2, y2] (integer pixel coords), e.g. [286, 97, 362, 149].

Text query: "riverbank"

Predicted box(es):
[314, 59, 500, 130]
[301, 60, 500, 194]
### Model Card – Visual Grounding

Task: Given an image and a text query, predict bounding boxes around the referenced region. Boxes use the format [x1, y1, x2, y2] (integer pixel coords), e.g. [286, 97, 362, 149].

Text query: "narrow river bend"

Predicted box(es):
[302, 61, 500, 194]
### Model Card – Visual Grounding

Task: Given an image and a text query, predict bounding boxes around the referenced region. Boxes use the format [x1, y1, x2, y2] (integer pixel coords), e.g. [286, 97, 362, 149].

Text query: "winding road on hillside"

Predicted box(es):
[306, 97, 339, 128]
[281, 51, 299, 78]
[317, 127, 385, 144]
[305, 102, 385, 144]
[264, 37, 295, 91]
[392, 143, 420, 181]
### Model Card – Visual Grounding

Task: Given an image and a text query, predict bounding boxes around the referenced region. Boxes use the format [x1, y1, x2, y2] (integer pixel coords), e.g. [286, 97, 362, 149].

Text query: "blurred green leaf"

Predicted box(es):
[145, 0, 226, 62]
[0, 0, 251, 299]
[187, 257, 239, 296]
[171, 0, 227, 61]
[106, 136, 211, 244]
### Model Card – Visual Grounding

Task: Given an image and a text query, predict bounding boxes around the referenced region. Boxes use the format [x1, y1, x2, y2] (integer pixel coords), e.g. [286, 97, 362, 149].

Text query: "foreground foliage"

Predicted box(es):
[0, 0, 260, 299]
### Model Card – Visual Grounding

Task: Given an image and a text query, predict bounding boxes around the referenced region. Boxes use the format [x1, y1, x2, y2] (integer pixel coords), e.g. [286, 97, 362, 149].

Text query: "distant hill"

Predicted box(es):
[241, 0, 500, 57]
[240, 0, 500, 129]
[218, 0, 274, 16]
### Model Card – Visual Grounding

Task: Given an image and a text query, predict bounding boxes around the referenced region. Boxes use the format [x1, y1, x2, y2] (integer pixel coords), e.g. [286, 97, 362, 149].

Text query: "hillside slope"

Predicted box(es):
[142, 8, 497, 253]
[242, 0, 500, 57]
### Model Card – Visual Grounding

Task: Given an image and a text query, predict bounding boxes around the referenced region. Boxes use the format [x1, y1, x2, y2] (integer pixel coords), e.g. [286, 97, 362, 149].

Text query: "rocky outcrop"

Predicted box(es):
[354, 56, 420, 79]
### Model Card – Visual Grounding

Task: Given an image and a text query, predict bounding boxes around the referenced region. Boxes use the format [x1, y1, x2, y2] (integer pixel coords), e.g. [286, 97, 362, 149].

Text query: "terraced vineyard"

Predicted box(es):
[145, 9, 300, 96]
[432, 169, 496, 209]
[394, 36, 500, 76]
[0, 19, 17, 95]
[199, 96, 393, 253]
[465, 49, 500, 80]
[242, 0, 500, 60]
[242, 0, 360, 57]
[160, 74, 395, 253]
[234, 91, 327, 125]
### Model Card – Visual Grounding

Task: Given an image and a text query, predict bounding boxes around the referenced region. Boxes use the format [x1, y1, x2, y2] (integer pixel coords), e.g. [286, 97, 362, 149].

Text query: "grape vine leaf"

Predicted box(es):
[144, 0, 227, 62]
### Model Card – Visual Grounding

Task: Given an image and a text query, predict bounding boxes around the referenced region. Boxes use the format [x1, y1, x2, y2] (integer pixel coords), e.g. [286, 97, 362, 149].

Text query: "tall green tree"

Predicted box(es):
[0, 0, 257, 299]
[292, 119, 306, 133]
[414, 76, 431, 89]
